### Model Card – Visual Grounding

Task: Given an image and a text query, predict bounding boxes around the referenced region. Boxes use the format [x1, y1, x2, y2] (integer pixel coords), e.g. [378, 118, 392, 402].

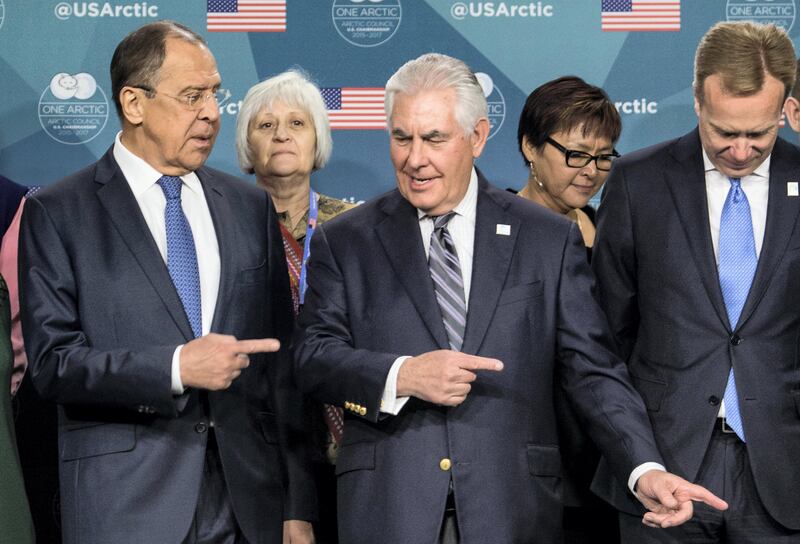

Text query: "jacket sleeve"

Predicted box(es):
[592, 164, 640, 362]
[293, 223, 399, 424]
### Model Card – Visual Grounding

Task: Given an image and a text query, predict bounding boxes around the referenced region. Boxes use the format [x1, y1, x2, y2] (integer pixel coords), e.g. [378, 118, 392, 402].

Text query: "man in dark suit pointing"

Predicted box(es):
[20, 21, 314, 544]
[593, 21, 800, 542]
[294, 52, 726, 544]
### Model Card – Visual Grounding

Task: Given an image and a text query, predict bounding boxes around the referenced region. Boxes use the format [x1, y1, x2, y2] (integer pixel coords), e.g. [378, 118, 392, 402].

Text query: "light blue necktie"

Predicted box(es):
[158, 176, 202, 338]
[717, 177, 756, 442]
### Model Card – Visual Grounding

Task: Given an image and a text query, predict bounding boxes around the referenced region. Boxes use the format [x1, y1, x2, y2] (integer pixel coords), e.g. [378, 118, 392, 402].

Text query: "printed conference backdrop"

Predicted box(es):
[1, 0, 799, 204]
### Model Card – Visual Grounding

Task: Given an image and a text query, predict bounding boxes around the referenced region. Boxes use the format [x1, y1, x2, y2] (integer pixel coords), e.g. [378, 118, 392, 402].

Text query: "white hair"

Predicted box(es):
[236, 69, 332, 174]
[384, 53, 488, 135]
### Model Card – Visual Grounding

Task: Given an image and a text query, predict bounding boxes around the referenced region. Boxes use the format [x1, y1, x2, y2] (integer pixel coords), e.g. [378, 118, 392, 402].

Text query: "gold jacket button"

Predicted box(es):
[439, 458, 452, 471]
[344, 401, 352, 410]
[359, 406, 367, 416]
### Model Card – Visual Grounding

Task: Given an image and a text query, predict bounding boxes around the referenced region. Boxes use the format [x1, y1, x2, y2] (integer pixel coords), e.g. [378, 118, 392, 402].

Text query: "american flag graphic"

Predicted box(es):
[601, 0, 680, 32]
[207, 0, 286, 33]
[320, 87, 386, 130]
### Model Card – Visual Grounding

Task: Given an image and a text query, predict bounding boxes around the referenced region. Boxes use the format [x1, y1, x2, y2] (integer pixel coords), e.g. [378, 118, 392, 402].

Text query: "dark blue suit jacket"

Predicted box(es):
[592, 129, 800, 530]
[19, 148, 315, 544]
[295, 173, 663, 543]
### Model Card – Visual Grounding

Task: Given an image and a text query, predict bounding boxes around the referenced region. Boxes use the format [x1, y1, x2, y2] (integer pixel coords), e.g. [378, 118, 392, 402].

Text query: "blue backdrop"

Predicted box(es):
[1, 0, 799, 202]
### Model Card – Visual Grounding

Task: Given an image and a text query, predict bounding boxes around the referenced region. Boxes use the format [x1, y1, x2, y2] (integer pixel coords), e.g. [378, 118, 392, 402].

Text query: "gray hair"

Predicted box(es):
[236, 69, 332, 174]
[385, 53, 488, 135]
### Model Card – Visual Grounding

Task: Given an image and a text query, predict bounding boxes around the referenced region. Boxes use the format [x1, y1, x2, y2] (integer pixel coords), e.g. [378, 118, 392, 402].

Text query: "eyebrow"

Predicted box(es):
[422, 130, 448, 139]
[709, 122, 773, 137]
[177, 82, 221, 94]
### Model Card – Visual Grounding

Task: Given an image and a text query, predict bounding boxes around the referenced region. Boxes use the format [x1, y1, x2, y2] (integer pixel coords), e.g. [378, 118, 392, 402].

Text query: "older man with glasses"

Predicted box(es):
[20, 20, 316, 544]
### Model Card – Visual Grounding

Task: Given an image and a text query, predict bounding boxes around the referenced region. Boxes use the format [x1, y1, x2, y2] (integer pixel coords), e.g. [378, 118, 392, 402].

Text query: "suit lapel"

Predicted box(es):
[94, 149, 195, 340]
[461, 177, 517, 355]
[664, 129, 730, 327]
[197, 168, 233, 333]
[375, 192, 450, 349]
[738, 139, 800, 328]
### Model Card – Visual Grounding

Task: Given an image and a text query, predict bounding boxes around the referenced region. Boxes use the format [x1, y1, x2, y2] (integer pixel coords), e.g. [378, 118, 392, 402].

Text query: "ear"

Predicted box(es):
[693, 95, 701, 118]
[784, 96, 800, 133]
[470, 117, 490, 159]
[521, 134, 537, 164]
[119, 86, 146, 126]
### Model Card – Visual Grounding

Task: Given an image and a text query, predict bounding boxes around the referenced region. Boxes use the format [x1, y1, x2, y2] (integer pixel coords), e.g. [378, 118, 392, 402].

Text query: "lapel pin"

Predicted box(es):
[788, 182, 799, 197]
[496, 224, 510, 236]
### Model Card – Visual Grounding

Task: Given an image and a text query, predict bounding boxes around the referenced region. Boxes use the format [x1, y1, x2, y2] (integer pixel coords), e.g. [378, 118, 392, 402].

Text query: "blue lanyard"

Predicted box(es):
[298, 190, 318, 304]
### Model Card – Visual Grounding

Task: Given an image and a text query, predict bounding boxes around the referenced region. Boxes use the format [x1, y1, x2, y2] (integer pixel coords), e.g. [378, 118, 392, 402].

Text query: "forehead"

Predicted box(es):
[256, 99, 311, 117]
[554, 124, 613, 149]
[391, 88, 458, 131]
[699, 74, 784, 126]
[158, 38, 220, 87]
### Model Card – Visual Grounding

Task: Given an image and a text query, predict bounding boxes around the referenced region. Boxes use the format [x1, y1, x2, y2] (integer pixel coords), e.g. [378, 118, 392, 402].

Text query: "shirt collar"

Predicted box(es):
[113, 131, 203, 197]
[416, 167, 478, 221]
[701, 147, 771, 179]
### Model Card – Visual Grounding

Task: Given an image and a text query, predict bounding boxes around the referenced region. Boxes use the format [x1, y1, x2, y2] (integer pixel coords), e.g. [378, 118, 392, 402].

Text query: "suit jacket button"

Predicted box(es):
[439, 458, 452, 471]
[729, 334, 742, 346]
[194, 422, 208, 433]
[708, 395, 720, 406]
[359, 406, 367, 416]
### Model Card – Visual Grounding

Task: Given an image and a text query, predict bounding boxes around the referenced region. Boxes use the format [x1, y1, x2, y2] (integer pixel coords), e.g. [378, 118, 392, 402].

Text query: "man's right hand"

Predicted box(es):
[396, 350, 503, 406]
[180, 333, 281, 390]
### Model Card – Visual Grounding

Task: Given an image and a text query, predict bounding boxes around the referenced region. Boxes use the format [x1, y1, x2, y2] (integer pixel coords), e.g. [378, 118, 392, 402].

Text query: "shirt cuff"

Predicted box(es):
[629, 462, 666, 495]
[171, 345, 186, 395]
[380, 356, 411, 415]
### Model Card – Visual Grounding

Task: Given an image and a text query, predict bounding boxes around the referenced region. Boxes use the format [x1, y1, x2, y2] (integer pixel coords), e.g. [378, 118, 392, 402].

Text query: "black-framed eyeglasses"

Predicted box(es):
[133, 85, 221, 111]
[545, 137, 620, 172]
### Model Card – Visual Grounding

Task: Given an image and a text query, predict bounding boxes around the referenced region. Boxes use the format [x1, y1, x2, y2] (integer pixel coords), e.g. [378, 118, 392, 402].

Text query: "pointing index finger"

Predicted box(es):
[235, 338, 281, 355]
[458, 356, 504, 372]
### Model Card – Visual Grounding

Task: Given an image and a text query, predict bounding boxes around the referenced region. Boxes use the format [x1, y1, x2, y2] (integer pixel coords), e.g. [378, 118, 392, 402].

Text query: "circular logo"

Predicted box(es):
[38, 72, 109, 145]
[332, 0, 402, 48]
[476, 72, 505, 140]
[726, 0, 795, 32]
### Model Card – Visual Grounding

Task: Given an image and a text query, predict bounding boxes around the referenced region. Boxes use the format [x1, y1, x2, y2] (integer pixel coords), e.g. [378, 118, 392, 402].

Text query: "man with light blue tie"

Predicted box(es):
[19, 21, 315, 544]
[593, 20, 800, 543]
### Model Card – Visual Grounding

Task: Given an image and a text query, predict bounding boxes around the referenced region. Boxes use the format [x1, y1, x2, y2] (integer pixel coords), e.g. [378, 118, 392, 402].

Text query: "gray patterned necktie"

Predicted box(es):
[428, 212, 467, 351]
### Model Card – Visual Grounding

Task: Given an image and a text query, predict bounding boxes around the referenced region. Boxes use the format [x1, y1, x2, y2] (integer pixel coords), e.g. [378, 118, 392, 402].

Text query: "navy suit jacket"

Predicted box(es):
[592, 129, 800, 529]
[19, 148, 315, 544]
[295, 173, 663, 544]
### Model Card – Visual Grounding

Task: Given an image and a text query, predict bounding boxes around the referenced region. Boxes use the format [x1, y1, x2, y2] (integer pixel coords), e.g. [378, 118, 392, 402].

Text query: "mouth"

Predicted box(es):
[408, 174, 438, 187]
[191, 135, 213, 147]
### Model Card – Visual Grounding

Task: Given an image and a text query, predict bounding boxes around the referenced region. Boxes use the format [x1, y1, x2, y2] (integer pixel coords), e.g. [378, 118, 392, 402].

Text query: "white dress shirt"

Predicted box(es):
[113, 133, 220, 393]
[703, 150, 769, 418]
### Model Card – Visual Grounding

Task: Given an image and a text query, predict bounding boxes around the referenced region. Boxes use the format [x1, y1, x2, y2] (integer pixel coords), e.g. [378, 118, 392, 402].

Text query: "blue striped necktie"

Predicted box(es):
[717, 177, 756, 442]
[428, 213, 467, 351]
[157, 176, 202, 338]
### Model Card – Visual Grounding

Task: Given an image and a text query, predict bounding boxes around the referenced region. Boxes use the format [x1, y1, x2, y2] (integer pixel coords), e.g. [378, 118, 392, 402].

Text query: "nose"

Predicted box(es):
[729, 138, 753, 162]
[581, 159, 598, 178]
[198, 93, 221, 123]
[273, 122, 290, 141]
[406, 138, 428, 169]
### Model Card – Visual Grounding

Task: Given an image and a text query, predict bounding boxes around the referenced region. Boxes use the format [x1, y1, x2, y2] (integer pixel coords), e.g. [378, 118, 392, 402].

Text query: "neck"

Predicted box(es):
[519, 178, 567, 215]
[120, 128, 190, 177]
[258, 175, 312, 216]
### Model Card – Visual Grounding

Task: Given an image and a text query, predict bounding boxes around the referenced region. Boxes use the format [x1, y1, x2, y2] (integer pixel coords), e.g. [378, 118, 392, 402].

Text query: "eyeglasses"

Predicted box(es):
[134, 85, 221, 111]
[545, 137, 620, 172]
